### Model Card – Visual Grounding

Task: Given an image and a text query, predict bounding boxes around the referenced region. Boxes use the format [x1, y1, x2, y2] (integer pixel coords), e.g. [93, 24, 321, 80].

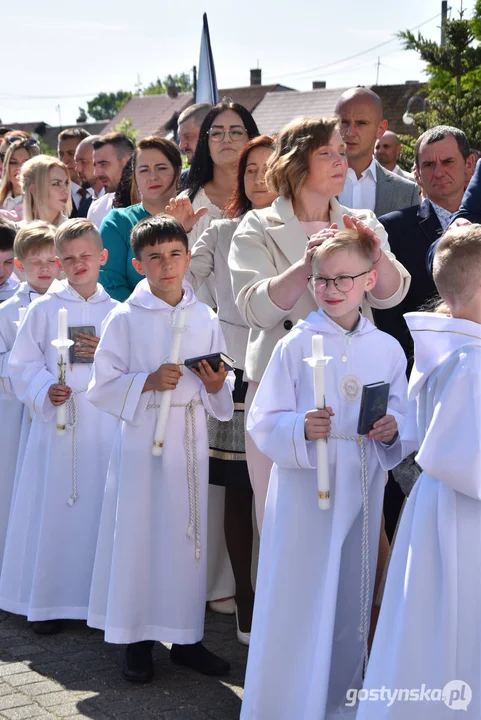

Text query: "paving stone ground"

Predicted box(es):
[0, 609, 246, 719]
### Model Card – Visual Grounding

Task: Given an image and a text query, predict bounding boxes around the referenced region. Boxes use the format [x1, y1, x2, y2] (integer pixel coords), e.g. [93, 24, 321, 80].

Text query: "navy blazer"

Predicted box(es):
[374, 199, 442, 368]
[426, 158, 481, 270]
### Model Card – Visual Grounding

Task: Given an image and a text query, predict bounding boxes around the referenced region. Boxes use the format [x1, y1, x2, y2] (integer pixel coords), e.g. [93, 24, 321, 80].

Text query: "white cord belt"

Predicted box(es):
[148, 398, 203, 561]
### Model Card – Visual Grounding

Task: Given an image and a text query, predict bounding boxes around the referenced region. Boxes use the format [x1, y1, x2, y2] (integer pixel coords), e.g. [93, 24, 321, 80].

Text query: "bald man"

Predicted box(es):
[335, 87, 419, 216]
[375, 131, 414, 180]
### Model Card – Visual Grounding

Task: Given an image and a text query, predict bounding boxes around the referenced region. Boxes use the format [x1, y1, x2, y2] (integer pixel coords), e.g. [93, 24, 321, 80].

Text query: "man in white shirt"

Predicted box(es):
[58, 128, 94, 218]
[375, 131, 414, 180]
[74, 136, 111, 229]
[90, 134, 135, 227]
[335, 88, 419, 216]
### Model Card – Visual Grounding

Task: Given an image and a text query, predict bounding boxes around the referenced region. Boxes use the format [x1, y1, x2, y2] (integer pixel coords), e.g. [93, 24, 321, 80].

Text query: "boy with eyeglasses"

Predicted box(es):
[241, 227, 408, 720]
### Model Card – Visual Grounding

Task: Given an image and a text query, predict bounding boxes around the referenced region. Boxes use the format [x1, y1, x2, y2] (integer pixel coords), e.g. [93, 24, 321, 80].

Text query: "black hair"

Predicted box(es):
[0, 217, 17, 251]
[130, 215, 188, 260]
[113, 157, 135, 209]
[415, 125, 471, 167]
[185, 99, 259, 201]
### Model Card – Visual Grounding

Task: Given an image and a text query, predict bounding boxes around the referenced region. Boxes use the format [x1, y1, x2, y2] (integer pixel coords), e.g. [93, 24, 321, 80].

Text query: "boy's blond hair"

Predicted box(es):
[14, 221, 56, 261]
[433, 224, 481, 305]
[311, 228, 375, 270]
[54, 218, 103, 254]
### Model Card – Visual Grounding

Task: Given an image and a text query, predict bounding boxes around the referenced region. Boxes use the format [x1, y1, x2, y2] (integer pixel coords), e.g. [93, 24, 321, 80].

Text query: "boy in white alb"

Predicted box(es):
[357, 225, 481, 719]
[0, 219, 118, 635]
[0, 218, 19, 302]
[241, 228, 408, 720]
[0, 222, 61, 572]
[86, 216, 234, 683]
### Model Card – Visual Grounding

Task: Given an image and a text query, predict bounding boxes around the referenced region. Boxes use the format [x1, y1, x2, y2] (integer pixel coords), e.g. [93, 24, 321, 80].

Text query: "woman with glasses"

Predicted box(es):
[176, 100, 259, 619]
[0, 138, 41, 222]
[182, 135, 276, 644]
[229, 117, 410, 532]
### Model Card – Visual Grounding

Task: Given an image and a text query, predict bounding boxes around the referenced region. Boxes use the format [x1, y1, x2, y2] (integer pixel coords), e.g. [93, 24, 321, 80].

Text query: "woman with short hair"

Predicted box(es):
[229, 117, 410, 529]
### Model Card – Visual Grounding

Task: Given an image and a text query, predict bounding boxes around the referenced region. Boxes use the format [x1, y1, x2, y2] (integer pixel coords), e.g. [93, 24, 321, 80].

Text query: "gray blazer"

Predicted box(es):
[374, 160, 419, 217]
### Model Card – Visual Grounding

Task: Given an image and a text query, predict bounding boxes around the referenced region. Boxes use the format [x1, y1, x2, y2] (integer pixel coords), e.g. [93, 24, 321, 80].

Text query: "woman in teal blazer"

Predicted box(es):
[100, 137, 182, 301]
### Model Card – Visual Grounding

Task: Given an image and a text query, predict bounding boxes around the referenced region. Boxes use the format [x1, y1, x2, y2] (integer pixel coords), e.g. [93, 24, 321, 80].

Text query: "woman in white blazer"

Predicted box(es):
[229, 117, 411, 533]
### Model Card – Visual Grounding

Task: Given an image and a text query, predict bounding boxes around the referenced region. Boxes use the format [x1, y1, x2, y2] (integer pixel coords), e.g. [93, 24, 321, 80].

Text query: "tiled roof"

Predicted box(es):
[101, 93, 194, 139]
[253, 88, 350, 135]
[218, 84, 294, 113]
[253, 83, 426, 137]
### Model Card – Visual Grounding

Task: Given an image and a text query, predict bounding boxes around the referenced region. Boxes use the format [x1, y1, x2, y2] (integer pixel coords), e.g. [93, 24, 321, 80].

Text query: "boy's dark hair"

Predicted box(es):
[130, 215, 188, 260]
[0, 216, 17, 251]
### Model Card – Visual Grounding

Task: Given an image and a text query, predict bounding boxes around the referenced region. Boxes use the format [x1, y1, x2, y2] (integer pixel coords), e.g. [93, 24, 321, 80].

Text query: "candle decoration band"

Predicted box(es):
[318, 491, 330, 500]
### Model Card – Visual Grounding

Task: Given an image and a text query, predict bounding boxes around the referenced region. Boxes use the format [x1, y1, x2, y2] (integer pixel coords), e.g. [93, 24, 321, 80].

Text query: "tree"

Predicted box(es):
[110, 118, 139, 143]
[398, 3, 481, 149]
[143, 73, 193, 96]
[76, 107, 88, 123]
[87, 91, 132, 121]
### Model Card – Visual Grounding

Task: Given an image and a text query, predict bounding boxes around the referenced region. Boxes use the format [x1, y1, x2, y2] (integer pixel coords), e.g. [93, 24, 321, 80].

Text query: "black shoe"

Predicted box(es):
[122, 641, 155, 683]
[170, 641, 230, 676]
[31, 620, 62, 635]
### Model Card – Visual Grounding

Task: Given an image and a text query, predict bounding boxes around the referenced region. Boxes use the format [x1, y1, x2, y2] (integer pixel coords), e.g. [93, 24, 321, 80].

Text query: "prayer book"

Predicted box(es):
[68, 325, 96, 364]
[357, 381, 390, 435]
[184, 352, 235, 373]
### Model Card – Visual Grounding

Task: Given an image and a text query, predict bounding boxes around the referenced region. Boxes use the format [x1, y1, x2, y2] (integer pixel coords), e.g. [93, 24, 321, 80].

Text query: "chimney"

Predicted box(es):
[250, 68, 262, 86]
[312, 81, 326, 89]
[167, 85, 179, 98]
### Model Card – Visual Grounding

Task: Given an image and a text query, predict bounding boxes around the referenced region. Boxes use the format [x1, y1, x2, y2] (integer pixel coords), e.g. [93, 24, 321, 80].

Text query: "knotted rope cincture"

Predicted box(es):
[148, 398, 203, 561]
[330, 433, 370, 672]
[64, 389, 87, 507]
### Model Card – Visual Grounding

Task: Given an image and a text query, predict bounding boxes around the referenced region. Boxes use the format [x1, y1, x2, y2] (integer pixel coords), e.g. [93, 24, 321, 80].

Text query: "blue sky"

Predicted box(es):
[2, 0, 475, 126]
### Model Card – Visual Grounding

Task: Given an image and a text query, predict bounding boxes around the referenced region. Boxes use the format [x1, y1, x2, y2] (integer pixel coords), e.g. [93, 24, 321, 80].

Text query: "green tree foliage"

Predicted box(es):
[143, 73, 193, 96]
[87, 91, 132, 121]
[110, 118, 139, 143]
[398, 4, 481, 150]
[76, 107, 88, 123]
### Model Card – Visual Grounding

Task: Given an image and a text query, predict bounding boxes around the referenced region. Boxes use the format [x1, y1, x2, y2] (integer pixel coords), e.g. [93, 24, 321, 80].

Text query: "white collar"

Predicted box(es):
[346, 156, 378, 183]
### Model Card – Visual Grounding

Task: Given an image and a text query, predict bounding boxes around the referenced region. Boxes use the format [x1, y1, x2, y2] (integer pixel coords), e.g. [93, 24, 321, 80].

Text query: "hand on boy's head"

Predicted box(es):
[48, 383, 72, 406]
[191, 359, 227, 394]
[367, 414, 398, 444]
[146, 363, 183, 393]
[165, 197, 208, 234]
[306, 224, 339, 251]
[342, 214, 381, 263]
[304, 407, 334, 441]
[74, 333, 99, 360]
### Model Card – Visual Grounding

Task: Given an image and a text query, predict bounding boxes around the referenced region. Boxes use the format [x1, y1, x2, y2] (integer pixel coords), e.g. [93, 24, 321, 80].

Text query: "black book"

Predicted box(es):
[68, 325, 96, 364]
[184, 352, 235, 373]
[357, 382, 390, 436]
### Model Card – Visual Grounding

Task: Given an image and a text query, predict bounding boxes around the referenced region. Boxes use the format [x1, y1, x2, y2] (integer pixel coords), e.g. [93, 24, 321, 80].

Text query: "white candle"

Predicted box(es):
[312, 334, 330, 510]
[51, 308, 74, 436]
[152, 309, 186, 456]
[58, 307, 68, 342]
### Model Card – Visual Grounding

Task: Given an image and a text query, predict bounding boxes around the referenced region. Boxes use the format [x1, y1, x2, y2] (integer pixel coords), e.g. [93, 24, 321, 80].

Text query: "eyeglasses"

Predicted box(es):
[207, 127, 248, 142]
[7, 136, 39, 147]
[308, 271, 370, 293]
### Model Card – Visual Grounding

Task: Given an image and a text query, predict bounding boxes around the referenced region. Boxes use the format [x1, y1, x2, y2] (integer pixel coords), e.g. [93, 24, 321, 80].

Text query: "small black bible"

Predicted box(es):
[357, 382, 390, 436]
[184, 352, 235, 373]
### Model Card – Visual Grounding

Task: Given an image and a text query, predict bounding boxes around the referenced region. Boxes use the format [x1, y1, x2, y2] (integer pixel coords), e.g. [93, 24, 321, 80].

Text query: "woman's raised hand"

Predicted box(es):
[342, 214, 382, 263]
[165, 197, 208, 233]
[305, 223, 339, 251]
